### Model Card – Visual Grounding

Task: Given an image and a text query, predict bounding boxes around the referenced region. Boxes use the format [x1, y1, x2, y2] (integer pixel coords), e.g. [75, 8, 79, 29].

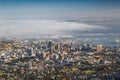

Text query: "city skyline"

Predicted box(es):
[0, 1, 120, 79]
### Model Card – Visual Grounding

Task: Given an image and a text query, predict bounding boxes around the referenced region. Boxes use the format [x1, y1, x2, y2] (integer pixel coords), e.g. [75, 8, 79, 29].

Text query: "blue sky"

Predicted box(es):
[0, 0, 120, 39]
[0, 0, 120, 19]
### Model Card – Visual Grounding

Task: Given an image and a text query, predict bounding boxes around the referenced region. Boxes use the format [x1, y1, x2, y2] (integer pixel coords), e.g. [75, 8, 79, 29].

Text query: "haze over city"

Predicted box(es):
[0, 0, 120, 40]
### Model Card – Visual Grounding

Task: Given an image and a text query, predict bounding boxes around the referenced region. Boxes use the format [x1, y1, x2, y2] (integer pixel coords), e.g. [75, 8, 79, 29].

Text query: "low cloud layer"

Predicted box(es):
[0, 19, 107, 39]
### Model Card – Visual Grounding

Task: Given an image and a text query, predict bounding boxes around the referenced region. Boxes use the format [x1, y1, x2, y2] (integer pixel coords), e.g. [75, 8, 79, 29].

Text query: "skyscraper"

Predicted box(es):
[58, 43, 61, 52]
[97, 45, 103, 52]
[48, 41, 53, 48]
[51, 45, 55, 53]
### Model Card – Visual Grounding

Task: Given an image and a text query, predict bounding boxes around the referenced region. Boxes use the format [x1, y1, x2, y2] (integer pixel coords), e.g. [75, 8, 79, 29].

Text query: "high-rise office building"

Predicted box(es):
[48, 41, 52, 48]
[58, 43, 61, 51]
[81, 43, 92, 52]
[97, 44, 103, 52]
[51, 45, 55, 53]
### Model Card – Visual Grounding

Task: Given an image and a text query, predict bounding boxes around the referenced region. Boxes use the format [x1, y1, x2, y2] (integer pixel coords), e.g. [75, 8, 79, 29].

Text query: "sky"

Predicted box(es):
[0, 0, 120, 40]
